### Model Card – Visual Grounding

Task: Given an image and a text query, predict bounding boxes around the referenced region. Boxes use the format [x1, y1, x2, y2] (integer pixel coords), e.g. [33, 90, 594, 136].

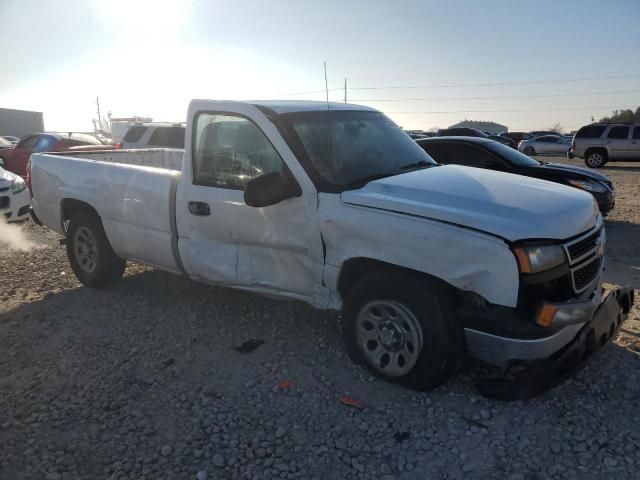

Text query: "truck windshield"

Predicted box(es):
[280, 110, 437, 188]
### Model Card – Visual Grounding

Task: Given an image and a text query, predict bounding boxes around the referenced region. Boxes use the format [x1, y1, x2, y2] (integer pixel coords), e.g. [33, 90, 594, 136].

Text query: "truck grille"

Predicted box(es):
[567, 230, 600, 262]
[571, 257, 602, 292]
[563, 226, 605, 293]
[0, 196, 9, 210]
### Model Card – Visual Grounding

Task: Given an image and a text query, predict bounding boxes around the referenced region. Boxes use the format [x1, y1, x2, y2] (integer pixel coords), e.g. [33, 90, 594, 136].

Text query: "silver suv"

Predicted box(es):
[569, 123, 640, 168]
[118, 123, 185, 149]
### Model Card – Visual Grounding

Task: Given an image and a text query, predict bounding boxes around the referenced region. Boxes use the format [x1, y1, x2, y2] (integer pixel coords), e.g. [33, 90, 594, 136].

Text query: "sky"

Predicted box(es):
[1, 0, 639, 133]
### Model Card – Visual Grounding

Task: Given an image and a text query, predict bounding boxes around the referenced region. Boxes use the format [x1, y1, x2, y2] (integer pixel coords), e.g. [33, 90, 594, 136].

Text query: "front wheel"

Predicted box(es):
[342, 271, 462, 391]
[66, 211, 125, 288]
[524, 146, 535, 156]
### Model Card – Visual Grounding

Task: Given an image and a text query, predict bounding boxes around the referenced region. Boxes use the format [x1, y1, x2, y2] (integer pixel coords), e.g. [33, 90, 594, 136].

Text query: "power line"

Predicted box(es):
[279, 87, 343, 96]
[349, 89, 640, 102]
[384, 105, 630, 114]
[347, 74, 640, 91]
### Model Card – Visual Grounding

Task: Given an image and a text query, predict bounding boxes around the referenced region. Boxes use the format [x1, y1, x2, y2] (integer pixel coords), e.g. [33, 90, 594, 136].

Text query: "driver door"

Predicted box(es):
[177, 105, 325, 299]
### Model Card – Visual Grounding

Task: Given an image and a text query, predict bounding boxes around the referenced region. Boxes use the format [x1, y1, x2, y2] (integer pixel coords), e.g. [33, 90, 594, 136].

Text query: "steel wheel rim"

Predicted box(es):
[588, 154, 602, 167]
[73, 227, 98, 273]
[356, 300, 424, 377]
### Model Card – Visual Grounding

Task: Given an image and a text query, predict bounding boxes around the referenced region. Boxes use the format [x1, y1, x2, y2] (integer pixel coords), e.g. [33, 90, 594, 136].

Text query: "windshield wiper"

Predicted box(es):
[399, 160, 437, 171]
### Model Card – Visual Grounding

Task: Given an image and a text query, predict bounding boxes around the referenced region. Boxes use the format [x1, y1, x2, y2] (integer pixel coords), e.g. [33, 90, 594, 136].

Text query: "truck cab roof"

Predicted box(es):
[192, 100, 377, 115]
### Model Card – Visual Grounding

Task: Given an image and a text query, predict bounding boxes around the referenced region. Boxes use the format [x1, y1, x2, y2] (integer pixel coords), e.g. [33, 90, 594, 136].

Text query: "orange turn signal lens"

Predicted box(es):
[513, 247, 531, 273]
[536, 304, 558, 327]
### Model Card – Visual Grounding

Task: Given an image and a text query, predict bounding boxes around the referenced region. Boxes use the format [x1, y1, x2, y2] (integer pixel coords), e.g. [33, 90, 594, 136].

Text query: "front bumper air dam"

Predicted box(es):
[477, 286, 634, 401]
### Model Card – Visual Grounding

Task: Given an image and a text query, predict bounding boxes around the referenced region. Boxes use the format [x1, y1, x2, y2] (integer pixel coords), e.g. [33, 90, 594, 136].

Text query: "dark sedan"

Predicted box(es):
[416, 137, 615, 214]
[437, 127, 516, 148]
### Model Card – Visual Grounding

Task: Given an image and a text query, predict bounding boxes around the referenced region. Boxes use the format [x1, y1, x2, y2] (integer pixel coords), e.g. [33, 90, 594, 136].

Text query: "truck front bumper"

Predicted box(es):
[468, 286, 634, 400]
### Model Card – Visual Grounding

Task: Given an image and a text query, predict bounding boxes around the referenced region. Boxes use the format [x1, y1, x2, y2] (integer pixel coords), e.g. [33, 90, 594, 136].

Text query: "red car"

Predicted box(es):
[0, 132, 113, 177]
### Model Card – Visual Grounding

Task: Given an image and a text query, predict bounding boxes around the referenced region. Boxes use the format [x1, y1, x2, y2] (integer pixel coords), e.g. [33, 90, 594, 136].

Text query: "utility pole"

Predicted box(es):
[323, 62, 329, 107]
[96, 96, 102, 132]
[344, 78, 347, 103]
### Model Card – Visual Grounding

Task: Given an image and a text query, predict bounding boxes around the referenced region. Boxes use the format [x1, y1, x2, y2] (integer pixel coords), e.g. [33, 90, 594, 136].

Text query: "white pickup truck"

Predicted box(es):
[29, 100, 634, 398]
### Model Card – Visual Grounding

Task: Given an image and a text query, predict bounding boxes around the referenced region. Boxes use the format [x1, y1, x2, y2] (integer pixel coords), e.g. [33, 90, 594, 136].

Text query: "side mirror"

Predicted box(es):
[244, 171, 302, 208]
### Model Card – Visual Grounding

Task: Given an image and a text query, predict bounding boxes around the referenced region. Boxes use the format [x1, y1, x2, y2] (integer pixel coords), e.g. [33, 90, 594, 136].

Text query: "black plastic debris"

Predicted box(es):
[235, 339, 265, 353]
[162, 358, 175, 368]
[394, 431, 410, 443]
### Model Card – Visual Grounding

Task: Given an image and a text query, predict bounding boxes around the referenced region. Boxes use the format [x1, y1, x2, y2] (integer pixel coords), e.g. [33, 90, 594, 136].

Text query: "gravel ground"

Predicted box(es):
[1, 157, 639, 480]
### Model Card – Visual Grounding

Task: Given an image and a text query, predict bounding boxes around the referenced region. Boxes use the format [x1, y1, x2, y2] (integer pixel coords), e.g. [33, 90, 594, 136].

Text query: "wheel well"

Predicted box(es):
[337, 257, 462, 304]
[584, 147, 608, 159]
[61, 199, 99, 229]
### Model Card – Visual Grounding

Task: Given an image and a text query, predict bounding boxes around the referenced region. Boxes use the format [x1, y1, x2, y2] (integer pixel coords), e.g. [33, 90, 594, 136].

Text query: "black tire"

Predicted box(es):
[524, 146, 535, 156]
[66, 211, 125, 288]
[342, 271, 463, 391]
[584, 150, 606, 168]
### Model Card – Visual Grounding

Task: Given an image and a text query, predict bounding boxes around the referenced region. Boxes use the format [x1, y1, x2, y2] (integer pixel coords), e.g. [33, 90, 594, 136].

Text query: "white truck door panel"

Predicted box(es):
[179, 101, 325, 298]
[176, 182, 238, 284]
[227, 189, 317, 294]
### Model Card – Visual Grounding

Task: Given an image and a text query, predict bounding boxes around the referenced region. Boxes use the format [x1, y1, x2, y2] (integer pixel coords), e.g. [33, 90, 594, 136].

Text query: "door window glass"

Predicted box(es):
[607, 126, 629, 139]
[445, 142, 503, 168]
[193, 113, 285, 189]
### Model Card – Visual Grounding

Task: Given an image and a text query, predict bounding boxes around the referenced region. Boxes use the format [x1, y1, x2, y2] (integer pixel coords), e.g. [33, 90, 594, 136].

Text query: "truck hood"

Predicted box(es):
[341, 165, 598, 241]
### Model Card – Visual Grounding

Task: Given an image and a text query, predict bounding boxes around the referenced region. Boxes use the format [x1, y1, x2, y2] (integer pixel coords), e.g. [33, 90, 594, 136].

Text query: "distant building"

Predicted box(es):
[0, 108, 44, 138]
[448, 120, 507, 134]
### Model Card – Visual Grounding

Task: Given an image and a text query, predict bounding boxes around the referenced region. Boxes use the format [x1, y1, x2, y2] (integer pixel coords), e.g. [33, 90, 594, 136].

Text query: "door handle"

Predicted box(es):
[188, 201, 210, 216]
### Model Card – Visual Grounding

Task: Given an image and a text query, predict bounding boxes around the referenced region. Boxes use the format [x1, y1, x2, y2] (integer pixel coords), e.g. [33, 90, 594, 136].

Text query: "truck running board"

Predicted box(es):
[476, 286, 635, 401]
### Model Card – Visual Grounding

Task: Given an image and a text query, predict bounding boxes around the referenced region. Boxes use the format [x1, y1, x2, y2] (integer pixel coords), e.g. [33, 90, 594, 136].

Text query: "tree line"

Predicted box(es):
[598, 107, 640, 123]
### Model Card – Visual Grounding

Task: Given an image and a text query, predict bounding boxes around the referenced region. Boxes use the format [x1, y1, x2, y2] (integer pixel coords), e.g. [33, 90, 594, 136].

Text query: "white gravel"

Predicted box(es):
[1, 157, 639, 479]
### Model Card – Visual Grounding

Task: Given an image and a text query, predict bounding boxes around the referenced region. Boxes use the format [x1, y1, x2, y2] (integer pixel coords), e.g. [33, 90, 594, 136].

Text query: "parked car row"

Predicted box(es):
[27, 99, 634, 399]
[0, 132, 113, 178]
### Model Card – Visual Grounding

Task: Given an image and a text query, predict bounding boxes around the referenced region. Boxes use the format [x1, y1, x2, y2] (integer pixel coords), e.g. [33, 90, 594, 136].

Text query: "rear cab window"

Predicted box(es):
[123, 126, 148, 143]
[575, 125, 606, 139]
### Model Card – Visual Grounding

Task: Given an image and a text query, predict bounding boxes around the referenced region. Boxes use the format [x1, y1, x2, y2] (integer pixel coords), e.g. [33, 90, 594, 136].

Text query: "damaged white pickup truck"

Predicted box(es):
[29, 100, 634, 399]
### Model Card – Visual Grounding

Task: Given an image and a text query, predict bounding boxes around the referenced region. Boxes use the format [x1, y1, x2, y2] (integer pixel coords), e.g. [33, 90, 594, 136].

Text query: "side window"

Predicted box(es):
[418, 143, 448, 163]
[447, 143, 503, 168]
[575, 125, 606, 138]
[148, 127, 185, 148]
[17, 135, 38, 150]
[633, 126, 640, 140]
[607, 126, 630, 139]
[33, 135, 58, 152]
[123, 126, 148, 143]
[193, 113, 285, 189]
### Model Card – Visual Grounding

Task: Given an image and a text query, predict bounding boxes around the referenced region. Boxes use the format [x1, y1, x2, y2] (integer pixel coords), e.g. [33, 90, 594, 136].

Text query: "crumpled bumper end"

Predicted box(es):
[477, 286, 635, 401]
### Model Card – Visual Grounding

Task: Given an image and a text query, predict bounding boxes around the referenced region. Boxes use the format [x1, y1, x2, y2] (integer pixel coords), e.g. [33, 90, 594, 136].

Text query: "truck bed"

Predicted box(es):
[30, 149, 183, 273]
[54, 148, 184, 171]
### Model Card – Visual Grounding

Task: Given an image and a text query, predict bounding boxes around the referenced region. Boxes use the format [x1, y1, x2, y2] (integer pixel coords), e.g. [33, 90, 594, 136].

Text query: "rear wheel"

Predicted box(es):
[67, 211, 125, 287]
[342, 271, 462, 391]
[524, 146, 535, 156]
[585, 151, 606, 168]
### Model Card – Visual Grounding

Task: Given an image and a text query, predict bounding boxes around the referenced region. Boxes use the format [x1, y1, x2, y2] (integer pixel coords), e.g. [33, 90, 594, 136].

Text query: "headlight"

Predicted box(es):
[11, 176, 26, 194]
[567, 179, 606, 193]
[513, 244, 566, 274]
